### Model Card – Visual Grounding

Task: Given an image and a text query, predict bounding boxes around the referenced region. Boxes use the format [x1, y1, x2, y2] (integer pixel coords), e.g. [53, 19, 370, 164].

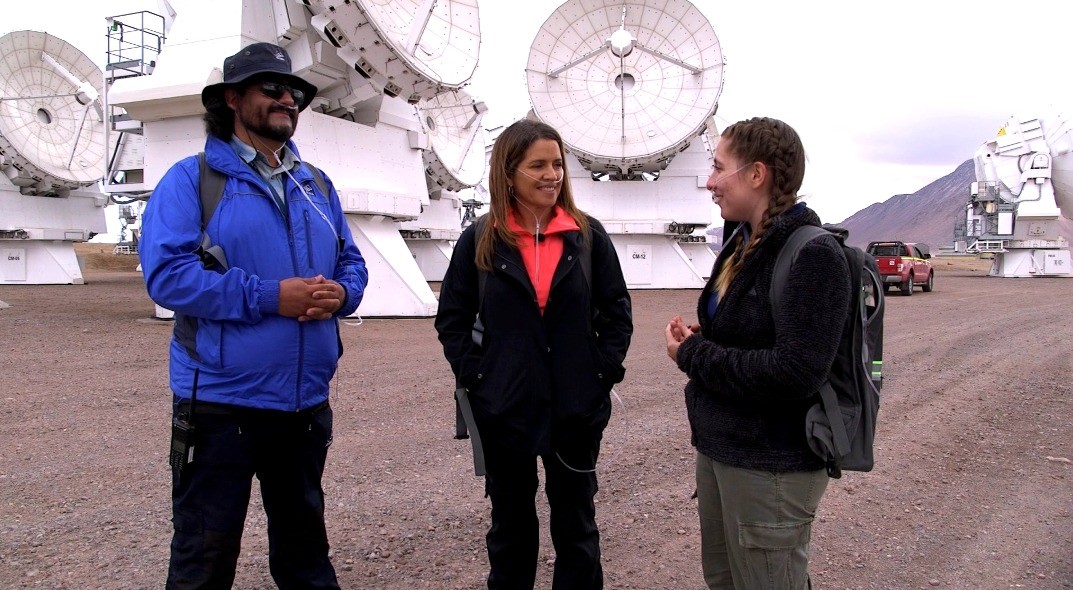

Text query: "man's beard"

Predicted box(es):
[240, 106, 296, 143]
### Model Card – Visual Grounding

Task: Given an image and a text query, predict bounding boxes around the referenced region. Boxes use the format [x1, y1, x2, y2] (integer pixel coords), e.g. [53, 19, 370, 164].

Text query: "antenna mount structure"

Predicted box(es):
[0, 30, 109, 285]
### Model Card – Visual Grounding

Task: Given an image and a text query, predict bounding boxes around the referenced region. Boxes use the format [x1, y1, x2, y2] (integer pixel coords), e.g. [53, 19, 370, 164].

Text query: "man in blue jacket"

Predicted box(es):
[138, 42, 368, 589]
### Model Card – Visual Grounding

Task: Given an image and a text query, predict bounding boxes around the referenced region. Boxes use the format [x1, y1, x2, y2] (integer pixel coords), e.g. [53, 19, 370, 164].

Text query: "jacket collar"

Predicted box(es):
[705, 203, 821, 310]
[229, 135, 302, 171]
[493, 214, 586, 301]
[505, 206, 580, 237]
[204, 135, 306, 187]
[724, 202, 818, 259]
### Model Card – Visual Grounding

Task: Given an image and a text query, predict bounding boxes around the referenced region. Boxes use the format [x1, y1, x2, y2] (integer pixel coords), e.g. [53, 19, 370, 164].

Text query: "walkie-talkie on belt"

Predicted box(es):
[169, 369, 200, 471]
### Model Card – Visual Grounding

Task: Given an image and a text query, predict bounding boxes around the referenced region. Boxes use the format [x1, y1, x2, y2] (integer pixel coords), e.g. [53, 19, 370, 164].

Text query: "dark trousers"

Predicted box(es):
[483, 443, 603, 590]
[166, 402, 339, 590]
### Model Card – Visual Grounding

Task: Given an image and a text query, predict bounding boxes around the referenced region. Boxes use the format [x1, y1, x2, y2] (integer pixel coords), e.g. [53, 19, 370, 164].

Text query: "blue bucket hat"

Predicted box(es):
[201, 42, 318, 112]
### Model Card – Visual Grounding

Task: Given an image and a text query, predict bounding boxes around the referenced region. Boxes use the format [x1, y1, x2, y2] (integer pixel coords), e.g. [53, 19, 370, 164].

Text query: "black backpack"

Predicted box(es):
[770, 224, 884, 478]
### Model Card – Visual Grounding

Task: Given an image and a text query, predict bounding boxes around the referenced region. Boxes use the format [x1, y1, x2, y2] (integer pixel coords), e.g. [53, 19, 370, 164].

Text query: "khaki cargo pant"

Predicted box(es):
[695, 452, 828, 589]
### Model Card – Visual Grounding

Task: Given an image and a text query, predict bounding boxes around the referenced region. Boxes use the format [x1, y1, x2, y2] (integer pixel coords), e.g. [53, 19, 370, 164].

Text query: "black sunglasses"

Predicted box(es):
[255, 81, 306, 105]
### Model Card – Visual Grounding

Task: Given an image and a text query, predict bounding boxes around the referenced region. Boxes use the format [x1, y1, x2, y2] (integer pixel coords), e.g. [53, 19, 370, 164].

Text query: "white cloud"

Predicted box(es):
[8, 0, 1073, 227]
[470, 0, 1073, 222]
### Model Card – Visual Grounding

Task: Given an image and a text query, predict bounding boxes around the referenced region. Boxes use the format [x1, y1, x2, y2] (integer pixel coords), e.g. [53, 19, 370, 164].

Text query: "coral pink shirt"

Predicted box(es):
[506, 207, 580, 313]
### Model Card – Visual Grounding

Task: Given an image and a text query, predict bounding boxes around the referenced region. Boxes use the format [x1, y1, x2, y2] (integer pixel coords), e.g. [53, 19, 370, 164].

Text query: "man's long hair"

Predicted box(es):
[202, 91, 240, 140]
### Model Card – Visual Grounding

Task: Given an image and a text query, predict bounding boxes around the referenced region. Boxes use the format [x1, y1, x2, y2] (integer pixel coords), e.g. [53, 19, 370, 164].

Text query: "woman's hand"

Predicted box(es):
[665, 315, 699, 361]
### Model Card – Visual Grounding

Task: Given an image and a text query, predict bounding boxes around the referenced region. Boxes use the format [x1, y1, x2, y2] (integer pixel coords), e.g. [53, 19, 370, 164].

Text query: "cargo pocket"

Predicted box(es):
[738, 519, 813, 589]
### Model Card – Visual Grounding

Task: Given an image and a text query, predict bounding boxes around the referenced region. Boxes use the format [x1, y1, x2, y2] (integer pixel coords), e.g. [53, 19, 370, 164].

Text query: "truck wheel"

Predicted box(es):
[901, 274, 914, 296]
[922, 272, 934, 292]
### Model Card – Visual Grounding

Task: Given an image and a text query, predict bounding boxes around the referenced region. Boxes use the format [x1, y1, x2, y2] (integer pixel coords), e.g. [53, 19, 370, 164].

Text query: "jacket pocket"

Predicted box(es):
[197, 320, 225, 368]
[470, 334, 536, 417]
[302, 209, 338, 273]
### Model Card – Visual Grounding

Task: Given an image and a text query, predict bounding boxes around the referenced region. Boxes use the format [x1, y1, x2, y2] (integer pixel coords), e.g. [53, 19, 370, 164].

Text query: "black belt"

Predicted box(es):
[176, 398, 329, 416]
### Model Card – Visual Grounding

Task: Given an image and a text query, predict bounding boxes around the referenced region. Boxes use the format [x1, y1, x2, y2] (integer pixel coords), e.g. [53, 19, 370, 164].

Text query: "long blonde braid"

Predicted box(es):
[713, 118, 806, 297]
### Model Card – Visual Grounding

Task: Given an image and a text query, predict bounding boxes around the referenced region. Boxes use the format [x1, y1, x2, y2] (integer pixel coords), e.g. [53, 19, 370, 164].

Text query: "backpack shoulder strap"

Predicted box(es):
[580, 223, 593, 296]
[196, 152, 229, 270]
[770, 225, 831, 315]
[200, 155, 330, 226]
[197, 152, 227, 230]
[473, 215, 489, 314]
[459, 214, 487, 470]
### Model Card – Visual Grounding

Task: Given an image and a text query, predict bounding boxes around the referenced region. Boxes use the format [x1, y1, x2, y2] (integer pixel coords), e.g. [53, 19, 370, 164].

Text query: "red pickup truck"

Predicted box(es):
[866, 241, 934, 296]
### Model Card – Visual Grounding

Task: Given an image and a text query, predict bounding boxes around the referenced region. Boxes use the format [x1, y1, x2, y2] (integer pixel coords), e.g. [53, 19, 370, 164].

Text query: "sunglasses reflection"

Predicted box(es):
[257, 81, 304, 105]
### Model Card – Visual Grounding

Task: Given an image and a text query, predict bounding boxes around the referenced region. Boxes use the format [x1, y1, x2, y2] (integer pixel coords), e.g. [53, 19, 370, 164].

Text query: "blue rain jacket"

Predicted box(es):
[139, 136, 368, 411]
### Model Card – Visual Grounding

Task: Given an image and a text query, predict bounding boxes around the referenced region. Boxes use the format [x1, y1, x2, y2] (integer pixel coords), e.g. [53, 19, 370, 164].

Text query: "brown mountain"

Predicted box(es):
[836, 160, 975, 249]
[837, 159, 1073, 249]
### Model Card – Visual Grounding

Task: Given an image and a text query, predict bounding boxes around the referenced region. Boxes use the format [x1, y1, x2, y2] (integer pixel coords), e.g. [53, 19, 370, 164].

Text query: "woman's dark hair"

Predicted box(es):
[476, 118, 589, 271]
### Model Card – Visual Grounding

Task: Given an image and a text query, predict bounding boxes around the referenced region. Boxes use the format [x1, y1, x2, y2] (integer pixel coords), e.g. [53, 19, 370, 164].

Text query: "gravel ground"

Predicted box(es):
[0, 252, 1070, 589]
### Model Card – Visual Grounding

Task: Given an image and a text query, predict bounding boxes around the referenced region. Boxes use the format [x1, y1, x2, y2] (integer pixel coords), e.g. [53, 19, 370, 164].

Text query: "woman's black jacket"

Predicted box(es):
[676, 206, 850, 472]
[435, 215, 633, 457]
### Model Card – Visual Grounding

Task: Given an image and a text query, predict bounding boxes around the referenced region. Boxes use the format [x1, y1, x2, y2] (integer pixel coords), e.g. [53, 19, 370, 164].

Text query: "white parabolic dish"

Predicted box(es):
[526, 0, 724, 174]
[304, 0, 480, 103]
[421, 89, 488, 192]
[1043, 115, 1073, 220]
[0, 30, 109, 191]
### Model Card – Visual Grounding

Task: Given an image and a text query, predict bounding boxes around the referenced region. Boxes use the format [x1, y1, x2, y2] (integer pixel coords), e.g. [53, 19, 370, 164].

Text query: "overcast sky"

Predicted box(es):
[6, 0, 1073, 226]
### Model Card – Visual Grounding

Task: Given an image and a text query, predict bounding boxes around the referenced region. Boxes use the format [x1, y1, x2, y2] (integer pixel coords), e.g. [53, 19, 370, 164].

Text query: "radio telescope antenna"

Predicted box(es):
[0, 30, 111, 193]
[304, 0, 480, 103]
[420, 89, 488, 192]
[526, 0, 724, 177]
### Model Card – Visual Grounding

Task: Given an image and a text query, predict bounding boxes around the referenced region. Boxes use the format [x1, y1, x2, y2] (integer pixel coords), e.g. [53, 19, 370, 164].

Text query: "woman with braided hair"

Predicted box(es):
[665, 117, 851, 589]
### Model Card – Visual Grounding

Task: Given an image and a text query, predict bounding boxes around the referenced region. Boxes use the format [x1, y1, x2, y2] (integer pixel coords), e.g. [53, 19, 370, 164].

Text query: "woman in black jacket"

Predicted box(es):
[665, 117, 850, 589]
[435, 119, 633, 590]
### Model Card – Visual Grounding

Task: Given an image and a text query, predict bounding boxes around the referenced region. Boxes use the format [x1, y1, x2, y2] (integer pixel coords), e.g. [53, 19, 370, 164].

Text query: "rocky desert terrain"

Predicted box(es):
[0, 246, 1070, 589]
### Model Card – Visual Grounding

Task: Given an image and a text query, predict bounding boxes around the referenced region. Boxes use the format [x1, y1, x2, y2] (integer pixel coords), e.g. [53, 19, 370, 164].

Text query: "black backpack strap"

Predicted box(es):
[456, 215, 487, 444]
[818, 381, 851, 469]
[197, 152, 226, 229]
[580, 225, 593, 299]
[196, 152, 229, 271]
[771, 224, 841, 476]
[454, 382, 486, 475]
[473, 215, 489, 346]
[770, 225, 830, 314]
[196, 155, 329, 273]
[776, 225, 859, 477]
